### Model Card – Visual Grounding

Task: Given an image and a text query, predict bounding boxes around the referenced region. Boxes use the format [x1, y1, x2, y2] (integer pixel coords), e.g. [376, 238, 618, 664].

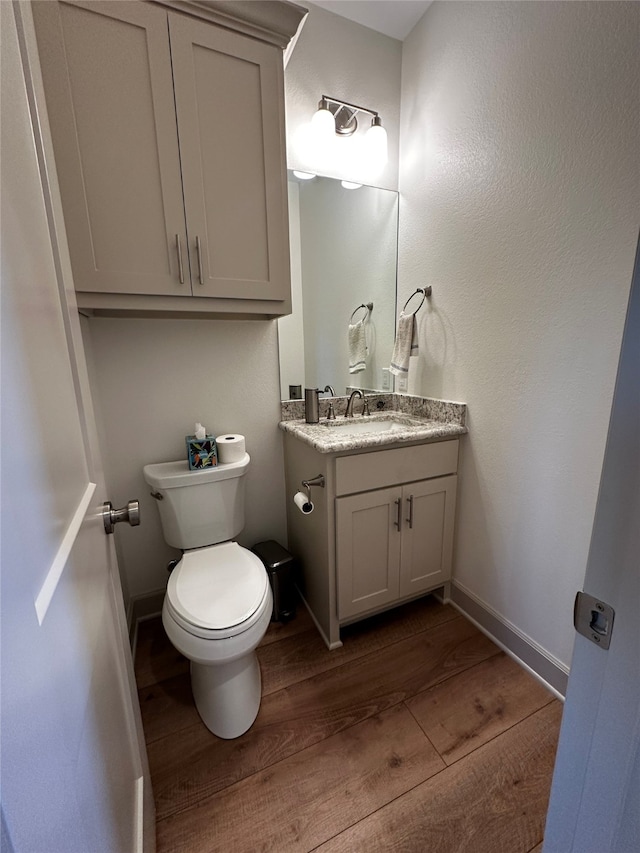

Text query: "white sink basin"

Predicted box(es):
[323, 418, 407, 435]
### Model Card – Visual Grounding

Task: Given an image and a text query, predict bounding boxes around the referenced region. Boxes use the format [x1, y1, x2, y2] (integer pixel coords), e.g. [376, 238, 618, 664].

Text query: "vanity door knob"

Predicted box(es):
[394, 497, 402, 531]
[406, 495, 414, 529]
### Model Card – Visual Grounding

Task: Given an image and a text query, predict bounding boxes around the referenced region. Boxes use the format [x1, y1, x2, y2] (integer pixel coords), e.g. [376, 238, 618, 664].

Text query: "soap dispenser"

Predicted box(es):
[304, 388, 320, 423]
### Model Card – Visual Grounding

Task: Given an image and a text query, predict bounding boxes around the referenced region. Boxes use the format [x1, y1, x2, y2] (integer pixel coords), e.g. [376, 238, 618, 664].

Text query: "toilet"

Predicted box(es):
[143, 453, 272, 739]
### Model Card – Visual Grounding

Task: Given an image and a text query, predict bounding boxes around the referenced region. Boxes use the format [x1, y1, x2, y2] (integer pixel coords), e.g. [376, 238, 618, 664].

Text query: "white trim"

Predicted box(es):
[297, 589, 343, 650]
[450, 580, 568, 699]
[128, 589, 166, 650]
[449, 595, 565, 702]
[453, 579, 568, 673]
[35, 482, 96, 625]
[134, 776, 144, 853]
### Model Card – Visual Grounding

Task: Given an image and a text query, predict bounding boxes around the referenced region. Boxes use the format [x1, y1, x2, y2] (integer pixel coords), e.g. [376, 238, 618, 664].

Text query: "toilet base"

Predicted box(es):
[191, 652, 262, 739]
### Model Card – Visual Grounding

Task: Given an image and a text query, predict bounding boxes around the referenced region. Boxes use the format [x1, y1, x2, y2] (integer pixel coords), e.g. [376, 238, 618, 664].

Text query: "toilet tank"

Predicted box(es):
[143, 453, 250, 550]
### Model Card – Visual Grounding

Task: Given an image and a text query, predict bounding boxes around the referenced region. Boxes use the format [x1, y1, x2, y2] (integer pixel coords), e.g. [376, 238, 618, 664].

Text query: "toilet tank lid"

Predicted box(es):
[143, 453, 250, 489]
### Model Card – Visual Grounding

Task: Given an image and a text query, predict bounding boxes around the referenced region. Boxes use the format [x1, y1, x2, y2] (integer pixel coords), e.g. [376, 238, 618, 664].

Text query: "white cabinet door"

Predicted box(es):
[336, 487, 402, 620]
[33, 0, 188, 296]
[169, 13, 289, 302]
[400, 475, 457, 597]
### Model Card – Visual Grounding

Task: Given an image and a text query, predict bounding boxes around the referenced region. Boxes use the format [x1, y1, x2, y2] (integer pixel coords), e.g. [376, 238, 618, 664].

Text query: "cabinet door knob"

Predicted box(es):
[195, 235, 204, 285]
[406, 495, 414, 529]
[394, 497, 402, 531]
[175, 234, 184, 285]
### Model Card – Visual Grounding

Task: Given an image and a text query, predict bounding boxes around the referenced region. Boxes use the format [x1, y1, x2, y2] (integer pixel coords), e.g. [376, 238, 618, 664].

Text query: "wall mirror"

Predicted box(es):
[278, 172, 398, 400]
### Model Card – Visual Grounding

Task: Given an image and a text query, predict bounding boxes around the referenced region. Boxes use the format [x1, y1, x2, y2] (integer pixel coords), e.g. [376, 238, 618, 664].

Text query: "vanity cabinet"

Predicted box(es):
[334, 441, 458, 620]
[336, 476, 457, 620]
[32, 0, 298, 317]
[283, 432, 460, 649]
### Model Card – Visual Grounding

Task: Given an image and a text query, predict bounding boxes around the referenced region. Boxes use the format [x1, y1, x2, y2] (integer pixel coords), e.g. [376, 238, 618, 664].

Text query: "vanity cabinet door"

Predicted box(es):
[168, 14, 289, 303]
[336, 475, 457, 621]
[336, 487, 402, 620]
[33, 1, 189, 296]
[399, 476, 457, 598]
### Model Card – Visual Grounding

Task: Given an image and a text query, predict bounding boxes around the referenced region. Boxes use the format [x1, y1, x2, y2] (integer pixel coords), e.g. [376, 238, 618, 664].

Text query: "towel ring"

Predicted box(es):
[402, 287, 432, 314]
[350, 302, 373, 323]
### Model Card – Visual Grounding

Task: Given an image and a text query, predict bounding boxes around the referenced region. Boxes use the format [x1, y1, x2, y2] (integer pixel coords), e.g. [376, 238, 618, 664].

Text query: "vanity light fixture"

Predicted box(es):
[311, 95, 388, 177]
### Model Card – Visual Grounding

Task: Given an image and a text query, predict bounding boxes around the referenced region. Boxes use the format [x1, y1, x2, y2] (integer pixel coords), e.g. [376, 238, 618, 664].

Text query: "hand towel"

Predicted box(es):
[389, 311, 418, 376]
[348, 320, 367, 374]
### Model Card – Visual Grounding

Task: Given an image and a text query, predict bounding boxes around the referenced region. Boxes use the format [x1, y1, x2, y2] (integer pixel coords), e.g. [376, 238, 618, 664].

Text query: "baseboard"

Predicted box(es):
[297, 589, 343, 651]
[128, 589, 165, 653]
[450, 581, 568, 699]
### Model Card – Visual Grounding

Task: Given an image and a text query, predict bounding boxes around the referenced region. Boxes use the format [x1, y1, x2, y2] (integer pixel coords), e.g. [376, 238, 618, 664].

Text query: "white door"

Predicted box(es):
[1, 5, 153, 852]
[543, 237, 640, 851]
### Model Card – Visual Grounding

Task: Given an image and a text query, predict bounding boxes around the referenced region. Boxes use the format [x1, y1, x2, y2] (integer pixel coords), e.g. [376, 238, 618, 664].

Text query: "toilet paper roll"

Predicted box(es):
[216, 434, 246, 464]
[293, 491, 314, 514]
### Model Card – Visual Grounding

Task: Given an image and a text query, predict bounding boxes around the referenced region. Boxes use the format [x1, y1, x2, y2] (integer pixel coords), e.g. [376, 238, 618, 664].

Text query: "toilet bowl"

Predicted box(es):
[143, 454, 273, 739]
[162, 542, 273, 739]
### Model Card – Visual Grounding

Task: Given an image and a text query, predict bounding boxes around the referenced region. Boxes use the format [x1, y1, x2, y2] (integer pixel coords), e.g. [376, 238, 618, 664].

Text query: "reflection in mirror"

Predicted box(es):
[278, 172, 398, 400]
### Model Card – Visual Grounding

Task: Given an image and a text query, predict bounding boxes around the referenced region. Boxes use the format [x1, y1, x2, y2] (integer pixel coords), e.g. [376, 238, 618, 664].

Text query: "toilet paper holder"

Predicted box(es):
[301, 474, 325, 504]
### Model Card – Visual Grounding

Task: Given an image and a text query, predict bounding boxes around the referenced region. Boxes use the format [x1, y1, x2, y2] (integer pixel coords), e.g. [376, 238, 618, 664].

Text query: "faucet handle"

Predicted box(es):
[362, 397, 371, 416]
[327, 402, 336, 420]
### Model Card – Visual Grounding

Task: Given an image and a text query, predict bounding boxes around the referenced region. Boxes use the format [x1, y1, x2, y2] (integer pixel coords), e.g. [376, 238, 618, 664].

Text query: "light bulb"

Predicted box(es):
[311, 102, 336, 144]
[365, 117, 388, 176]
[293, 171, 316, 180]
[341, 181, 362, 190]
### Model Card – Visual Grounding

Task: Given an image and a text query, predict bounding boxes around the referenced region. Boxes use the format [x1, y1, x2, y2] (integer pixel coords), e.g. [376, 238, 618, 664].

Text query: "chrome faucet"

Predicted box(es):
[344, 389, 363, 418]
[323, 385, 336, 396]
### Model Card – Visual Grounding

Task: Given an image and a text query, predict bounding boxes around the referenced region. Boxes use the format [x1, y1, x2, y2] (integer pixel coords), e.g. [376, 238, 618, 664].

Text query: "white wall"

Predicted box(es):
[399, 0, 640, 668]
[84, 318, 287, 602]
[285, 3, 402, 190]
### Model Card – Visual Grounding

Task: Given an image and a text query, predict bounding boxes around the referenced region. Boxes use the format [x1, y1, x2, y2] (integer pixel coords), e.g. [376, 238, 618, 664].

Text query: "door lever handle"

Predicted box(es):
[103, 500, 140, 535]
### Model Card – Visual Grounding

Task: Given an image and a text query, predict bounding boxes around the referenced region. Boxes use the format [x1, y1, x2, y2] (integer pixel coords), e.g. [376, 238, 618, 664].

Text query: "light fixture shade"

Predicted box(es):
[365, 119, 388, 173]
[293, 170, 316, 180]
[311, 105, 336, 143]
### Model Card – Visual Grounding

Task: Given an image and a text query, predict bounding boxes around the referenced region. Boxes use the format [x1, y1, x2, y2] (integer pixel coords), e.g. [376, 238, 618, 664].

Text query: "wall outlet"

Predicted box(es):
[381, 368, 391, 390]
[396, 375, 408, 393]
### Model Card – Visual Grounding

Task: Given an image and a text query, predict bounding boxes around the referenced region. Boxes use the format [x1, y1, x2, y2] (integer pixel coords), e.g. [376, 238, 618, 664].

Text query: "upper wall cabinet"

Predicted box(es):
[32, 0, 304, 317]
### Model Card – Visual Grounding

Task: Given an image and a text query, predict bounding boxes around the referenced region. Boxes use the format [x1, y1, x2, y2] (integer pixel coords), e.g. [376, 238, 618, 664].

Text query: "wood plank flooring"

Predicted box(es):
[135, 596, 561, 852]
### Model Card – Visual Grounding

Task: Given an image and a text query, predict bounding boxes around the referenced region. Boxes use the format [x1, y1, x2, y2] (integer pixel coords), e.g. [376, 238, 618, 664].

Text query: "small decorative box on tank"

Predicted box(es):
[186, 422, 217, 469]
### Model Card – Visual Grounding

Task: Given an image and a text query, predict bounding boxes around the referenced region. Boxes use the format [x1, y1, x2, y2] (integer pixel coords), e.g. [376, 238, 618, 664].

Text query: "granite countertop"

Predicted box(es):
[279, 393, 467, 455]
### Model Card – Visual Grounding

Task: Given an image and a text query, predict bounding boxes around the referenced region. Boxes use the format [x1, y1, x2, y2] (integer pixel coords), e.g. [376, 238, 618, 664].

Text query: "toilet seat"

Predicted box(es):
[166, 542, 269, 640]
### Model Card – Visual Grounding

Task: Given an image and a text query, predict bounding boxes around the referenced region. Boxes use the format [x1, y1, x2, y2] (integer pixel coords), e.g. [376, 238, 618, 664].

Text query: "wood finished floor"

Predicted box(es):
[135, 596, 561, 852]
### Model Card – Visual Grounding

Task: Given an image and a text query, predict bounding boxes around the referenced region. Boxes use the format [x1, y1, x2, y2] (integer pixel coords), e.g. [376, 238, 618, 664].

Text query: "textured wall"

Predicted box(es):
[84, 318, 287, 600]
[285, 3, 402, 190]
[399, 1, 640, 667]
